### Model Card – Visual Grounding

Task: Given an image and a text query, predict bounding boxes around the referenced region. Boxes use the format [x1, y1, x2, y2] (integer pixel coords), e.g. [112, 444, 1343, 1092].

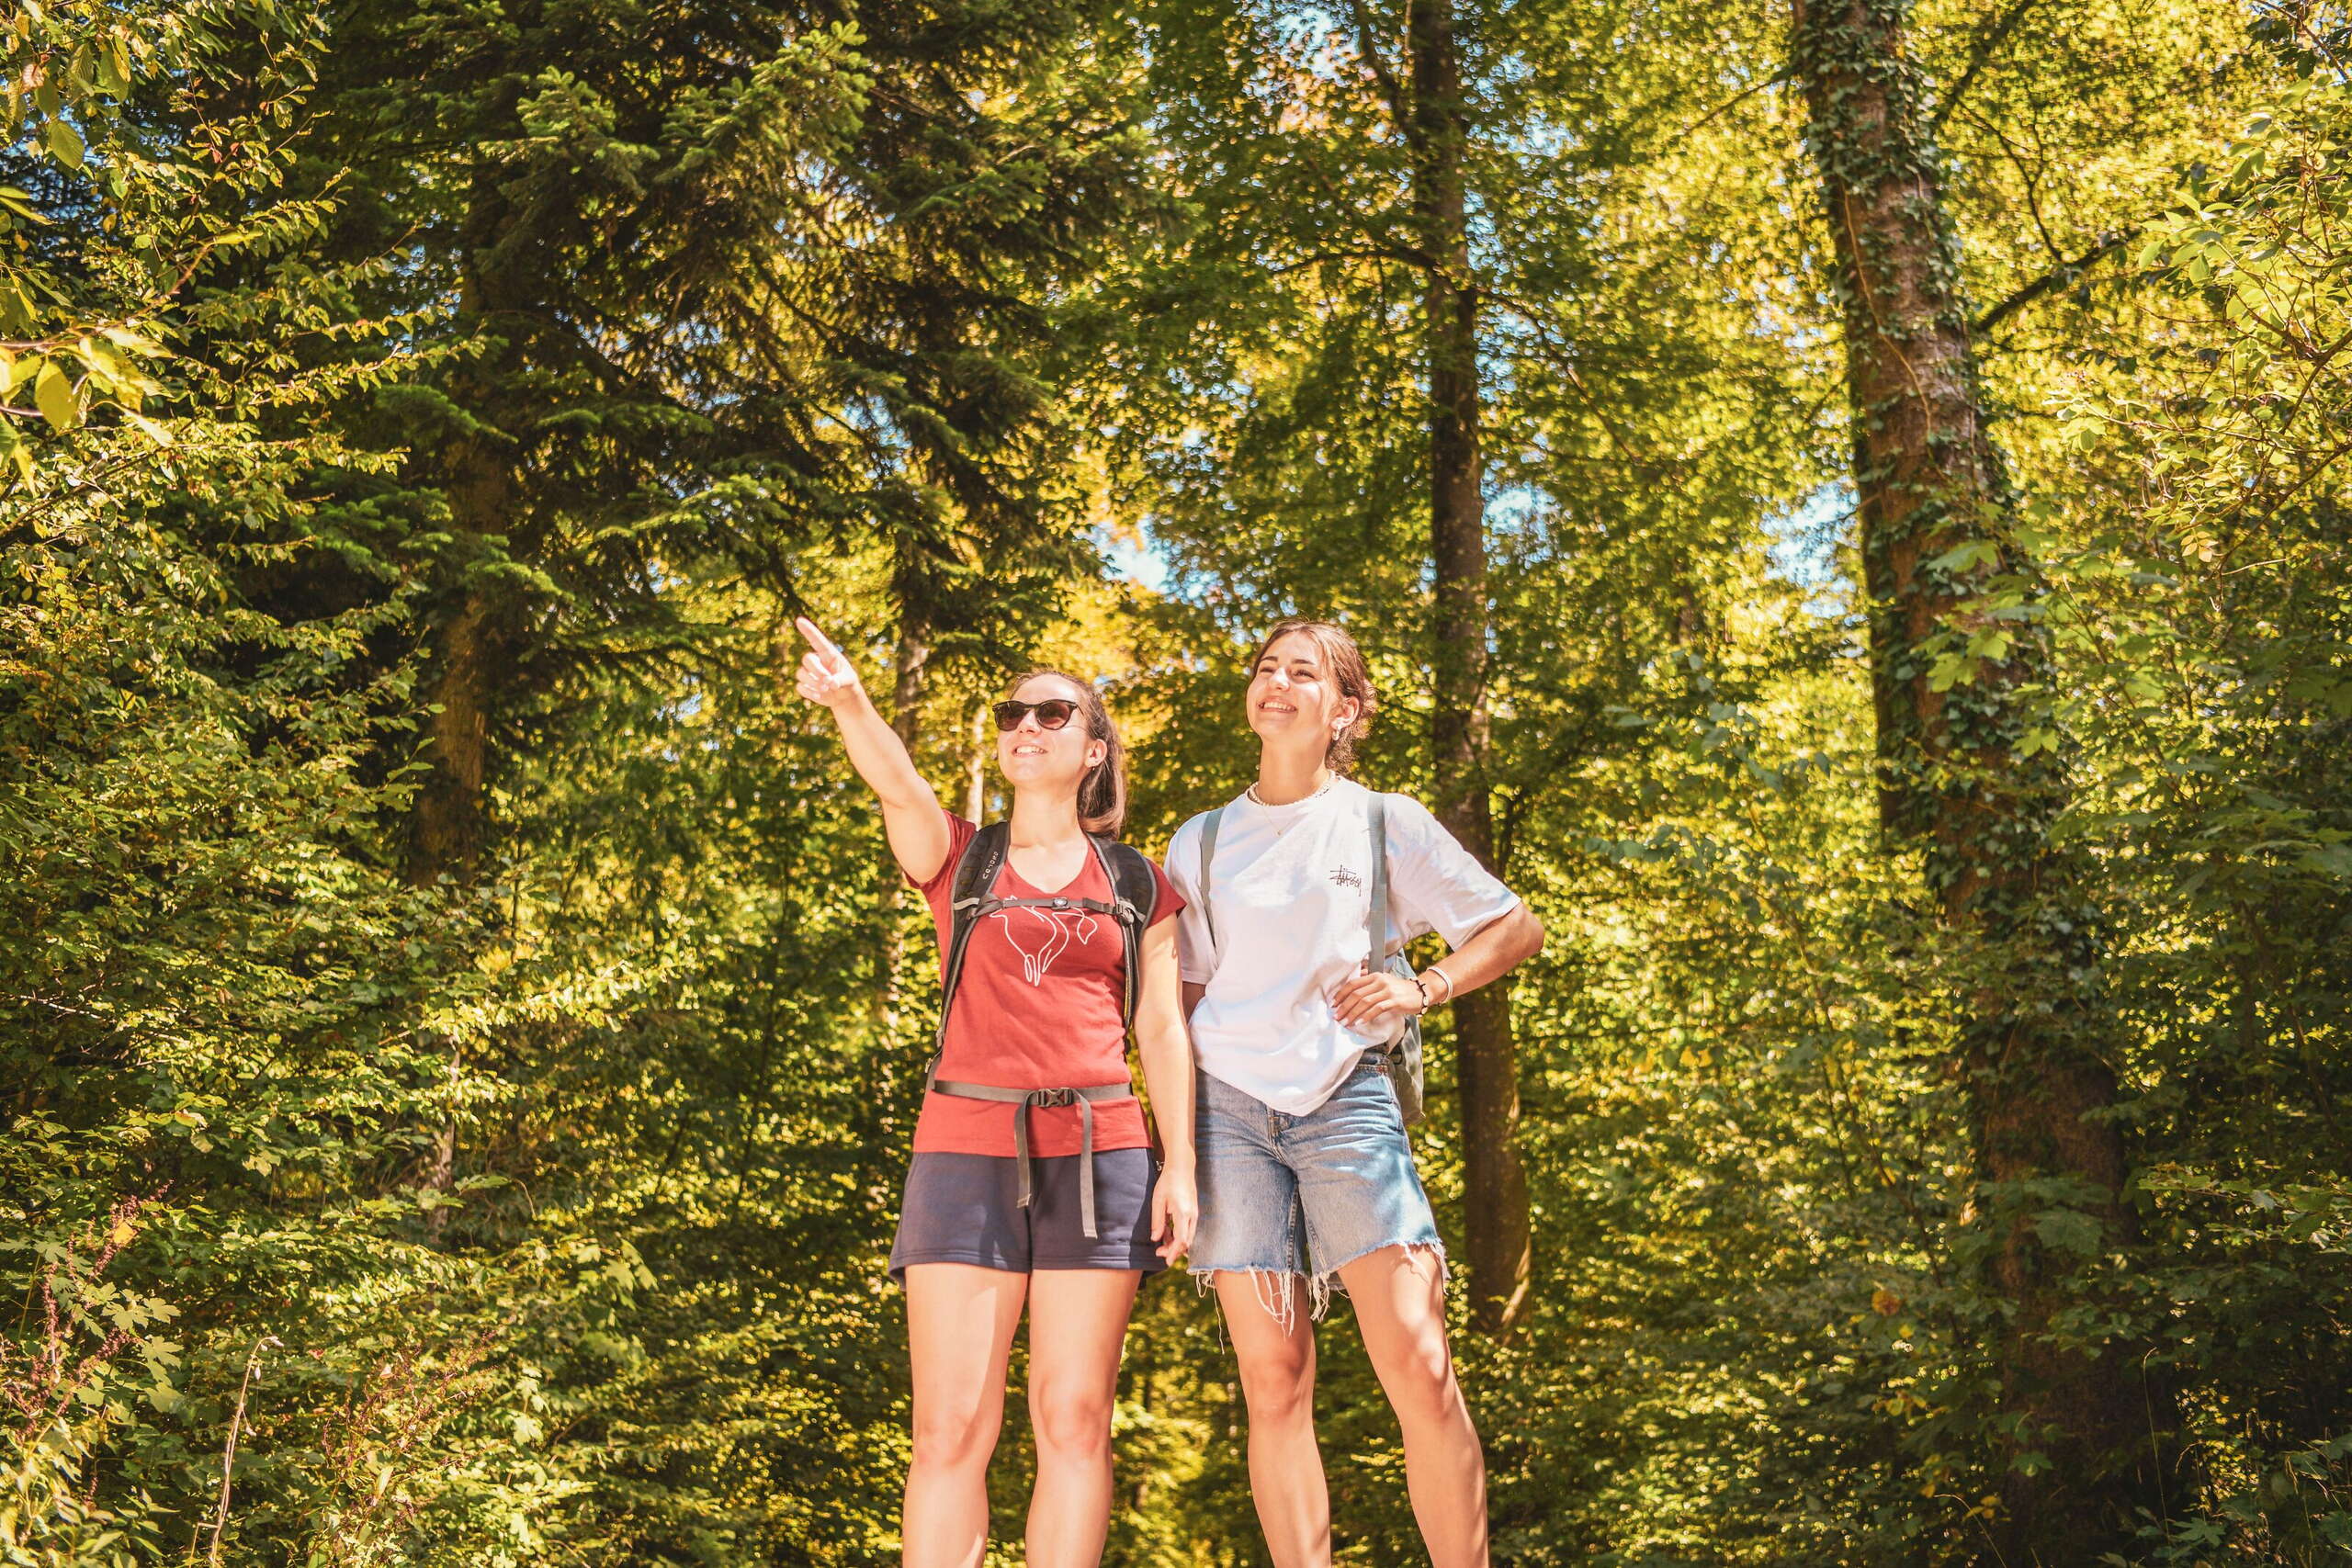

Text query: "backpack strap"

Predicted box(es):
[1363, 789, 1426, 1122]
[1089, 836, 1159, 1032]
[933, 821, 1012, 1056]
[921, 1075, 1134, 1237]
[1194, 806, 1226, 968]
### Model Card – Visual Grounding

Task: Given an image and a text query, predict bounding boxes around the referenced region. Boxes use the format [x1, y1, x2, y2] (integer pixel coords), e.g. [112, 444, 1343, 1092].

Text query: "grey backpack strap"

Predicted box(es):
[933, 822, 1012, 1055]
[1195, 805, 1226, 967]
[1364, 791, 1426, 1124]
[1089, 836, 1159, 1032]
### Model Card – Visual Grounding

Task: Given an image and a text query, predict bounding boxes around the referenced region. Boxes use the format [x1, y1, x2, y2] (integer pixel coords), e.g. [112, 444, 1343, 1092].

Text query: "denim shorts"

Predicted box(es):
[1189, 1053, 1444, 1325]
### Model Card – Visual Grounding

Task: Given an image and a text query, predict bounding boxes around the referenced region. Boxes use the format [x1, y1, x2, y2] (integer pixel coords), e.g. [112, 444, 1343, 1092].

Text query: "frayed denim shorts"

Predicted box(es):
[1188, 1052, 1444, 1326]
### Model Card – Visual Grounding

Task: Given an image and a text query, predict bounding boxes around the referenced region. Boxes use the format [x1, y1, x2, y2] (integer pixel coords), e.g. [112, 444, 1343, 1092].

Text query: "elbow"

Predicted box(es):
[1516, 903, 1545, 963]
[1142, 1032, 1194, 1081]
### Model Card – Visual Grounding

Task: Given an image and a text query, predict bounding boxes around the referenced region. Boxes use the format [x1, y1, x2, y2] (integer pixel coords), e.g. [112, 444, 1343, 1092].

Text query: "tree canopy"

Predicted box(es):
[6, 0, 2348, 1562]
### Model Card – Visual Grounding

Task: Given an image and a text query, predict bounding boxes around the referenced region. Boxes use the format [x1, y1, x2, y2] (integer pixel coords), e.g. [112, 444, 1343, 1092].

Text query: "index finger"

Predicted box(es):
[794, 616, 842, 660]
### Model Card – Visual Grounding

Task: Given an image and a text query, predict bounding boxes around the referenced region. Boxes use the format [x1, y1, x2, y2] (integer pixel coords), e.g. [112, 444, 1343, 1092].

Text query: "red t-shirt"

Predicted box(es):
[910, 812, 1182, 1158]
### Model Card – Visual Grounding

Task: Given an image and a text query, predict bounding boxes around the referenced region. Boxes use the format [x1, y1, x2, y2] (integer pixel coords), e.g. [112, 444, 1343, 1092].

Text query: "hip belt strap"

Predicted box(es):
[926, 1072, 1135, 1239]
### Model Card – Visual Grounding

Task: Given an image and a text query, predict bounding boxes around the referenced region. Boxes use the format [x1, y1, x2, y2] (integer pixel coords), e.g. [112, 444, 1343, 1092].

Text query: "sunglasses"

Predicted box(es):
[992, 698, 1079, 732]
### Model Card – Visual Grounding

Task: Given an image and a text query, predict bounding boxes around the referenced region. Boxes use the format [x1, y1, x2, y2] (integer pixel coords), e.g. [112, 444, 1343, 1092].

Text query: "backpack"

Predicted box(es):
[933, 822, 1160, 1051]
[1194, 791, 1426, 1124]
[925, 822, 1161, 1240]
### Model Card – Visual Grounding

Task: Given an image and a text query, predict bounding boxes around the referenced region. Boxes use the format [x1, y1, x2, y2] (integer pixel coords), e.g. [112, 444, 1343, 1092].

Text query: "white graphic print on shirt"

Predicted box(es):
[991, 906, 1099, 986]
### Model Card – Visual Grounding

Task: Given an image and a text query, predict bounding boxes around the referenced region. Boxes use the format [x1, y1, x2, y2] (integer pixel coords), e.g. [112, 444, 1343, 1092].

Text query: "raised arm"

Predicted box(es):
[791, 616, 953, 886]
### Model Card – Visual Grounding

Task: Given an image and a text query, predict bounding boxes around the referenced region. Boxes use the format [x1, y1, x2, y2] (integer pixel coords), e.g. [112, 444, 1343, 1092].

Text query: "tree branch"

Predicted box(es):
[1346, 0, 1411, 130]
[1270, 244, 1432, 276]
[1928, 0, 2041, 141]
[1972, 228, 2140, 337]
[1679, 67, 1794, 140]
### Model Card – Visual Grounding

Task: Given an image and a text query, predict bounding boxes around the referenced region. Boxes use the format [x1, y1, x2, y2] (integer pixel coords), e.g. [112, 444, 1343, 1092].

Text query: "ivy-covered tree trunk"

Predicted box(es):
[1407, 0, 1532, 1337]
[1788, 0, 2165, 1556]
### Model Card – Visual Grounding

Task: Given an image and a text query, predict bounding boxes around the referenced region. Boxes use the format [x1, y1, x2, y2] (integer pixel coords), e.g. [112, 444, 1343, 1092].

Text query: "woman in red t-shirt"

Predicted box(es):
[791, 617, 1197, 1568]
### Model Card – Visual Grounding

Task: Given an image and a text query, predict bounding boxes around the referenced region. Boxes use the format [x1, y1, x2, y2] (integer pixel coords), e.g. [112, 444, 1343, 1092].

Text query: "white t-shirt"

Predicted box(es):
[1167, 776, 1521, 1115]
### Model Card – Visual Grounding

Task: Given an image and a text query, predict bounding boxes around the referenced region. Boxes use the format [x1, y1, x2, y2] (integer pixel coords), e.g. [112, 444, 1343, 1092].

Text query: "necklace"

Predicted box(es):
[1248, 775, 1335, 809]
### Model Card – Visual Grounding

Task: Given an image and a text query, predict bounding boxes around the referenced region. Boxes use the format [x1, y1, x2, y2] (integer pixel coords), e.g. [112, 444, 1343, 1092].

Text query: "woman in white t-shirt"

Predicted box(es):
[1167, 619, 1544, 1568]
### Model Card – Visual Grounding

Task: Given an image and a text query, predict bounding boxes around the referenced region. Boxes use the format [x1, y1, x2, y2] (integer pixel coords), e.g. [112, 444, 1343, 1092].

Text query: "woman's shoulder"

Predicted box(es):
[1161, 797, 1243, 890]
[1163, 813, 1204, 869]
[1167, 796, 1239, 848]
[1336, 776, 1432, 822]
[910, 810, 986, 892]
[1347, 784, 1463, 854]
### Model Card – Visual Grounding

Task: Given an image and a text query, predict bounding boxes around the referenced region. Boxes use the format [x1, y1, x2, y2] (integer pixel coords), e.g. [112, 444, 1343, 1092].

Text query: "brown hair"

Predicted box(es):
[1006, 669, 1129, 839]
[1249, 619, 1378, 771]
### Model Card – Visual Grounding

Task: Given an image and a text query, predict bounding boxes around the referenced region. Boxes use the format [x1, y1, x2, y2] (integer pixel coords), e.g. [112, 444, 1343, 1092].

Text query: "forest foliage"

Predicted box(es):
[4, 0, 2349, 1563]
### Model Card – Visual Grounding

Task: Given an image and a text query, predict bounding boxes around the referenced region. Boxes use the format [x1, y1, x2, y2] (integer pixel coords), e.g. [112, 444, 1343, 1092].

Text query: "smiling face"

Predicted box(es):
[996, 672, 1105, 795]
[1248, 630, 1360, 756]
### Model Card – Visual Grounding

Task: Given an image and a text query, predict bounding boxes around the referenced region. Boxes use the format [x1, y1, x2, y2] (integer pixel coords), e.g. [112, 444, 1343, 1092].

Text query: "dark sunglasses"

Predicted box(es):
[992, 697, 1079, 732]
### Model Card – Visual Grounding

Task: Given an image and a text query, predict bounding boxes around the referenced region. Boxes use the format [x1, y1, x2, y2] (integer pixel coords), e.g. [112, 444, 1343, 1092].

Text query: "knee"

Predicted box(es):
[1238, 1351, 1317, 1427]
[910, 1399, 1001, 1472]
[1384, 1344, 1467, 1429]
[1029, 1384, 1114, 1461]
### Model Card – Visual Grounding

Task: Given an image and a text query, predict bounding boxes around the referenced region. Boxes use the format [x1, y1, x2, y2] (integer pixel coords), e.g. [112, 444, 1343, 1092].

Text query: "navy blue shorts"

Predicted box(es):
[888, 1148, 1167, 1283]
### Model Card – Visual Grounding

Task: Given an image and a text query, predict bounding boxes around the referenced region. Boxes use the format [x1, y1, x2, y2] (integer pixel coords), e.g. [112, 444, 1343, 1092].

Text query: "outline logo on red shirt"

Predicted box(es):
[991, 906, 1100, 986]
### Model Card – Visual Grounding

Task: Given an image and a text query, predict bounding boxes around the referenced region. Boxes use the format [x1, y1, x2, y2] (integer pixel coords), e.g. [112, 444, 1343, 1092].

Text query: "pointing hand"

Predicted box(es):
[793, 616, 865, 710]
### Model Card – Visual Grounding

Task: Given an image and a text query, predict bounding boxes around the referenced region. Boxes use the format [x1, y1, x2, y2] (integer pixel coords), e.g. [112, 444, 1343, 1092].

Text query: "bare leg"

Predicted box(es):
[1338, 1245, 1487, 1568]
[1214, 1271, 1329, 1568]
[903, 1264, 1027, 1568]
[1023, 1269, 1143, 1568]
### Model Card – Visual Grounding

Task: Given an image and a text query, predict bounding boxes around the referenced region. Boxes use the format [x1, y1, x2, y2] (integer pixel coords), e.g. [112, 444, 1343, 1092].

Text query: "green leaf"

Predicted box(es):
[2298, 844, 2352, 880]
[1965, 628, 2014, 662]
[95, 39, 130, 94]
[45, 118, 85, 172]
[2033, 1208, 2105, 1258]
[1928, 539, 2000, 575]
[33, 361, 75, 433]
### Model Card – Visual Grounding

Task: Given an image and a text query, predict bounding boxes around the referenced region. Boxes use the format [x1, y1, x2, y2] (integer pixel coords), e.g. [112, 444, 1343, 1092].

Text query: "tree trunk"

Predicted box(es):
[409, 586, 499, 888]
[1788, 0, 2166, 1555]
[964, 701, 989, 822]
[1407, 0, 1532, 1337]
[405, 437, 517, 1233]
[405, 183, 526, 1226]
[889, 630, 931, 750]
[859, 624, 931, 1165]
